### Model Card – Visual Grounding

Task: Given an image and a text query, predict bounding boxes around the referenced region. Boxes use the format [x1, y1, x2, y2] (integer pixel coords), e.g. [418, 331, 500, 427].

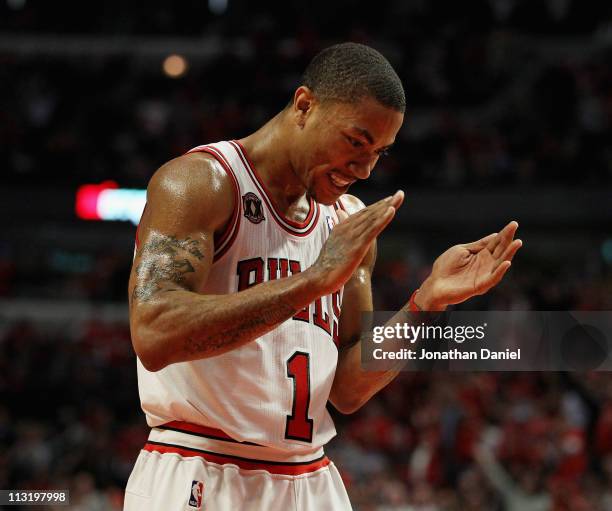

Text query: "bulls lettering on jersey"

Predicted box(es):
[136, 140, 345, 454]
[236, 257, 342, 345]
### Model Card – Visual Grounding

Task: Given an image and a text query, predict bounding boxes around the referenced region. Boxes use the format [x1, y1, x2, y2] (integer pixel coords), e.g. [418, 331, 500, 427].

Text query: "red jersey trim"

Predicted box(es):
[186, 145, 241, 263]
[143, 441, 330, 476]
[229, 140, 320, 237]
[156, 421, 261, 446]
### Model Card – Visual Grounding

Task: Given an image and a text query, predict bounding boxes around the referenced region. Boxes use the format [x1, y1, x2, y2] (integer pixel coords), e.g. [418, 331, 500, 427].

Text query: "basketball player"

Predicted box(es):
[124, 43, 521, 510]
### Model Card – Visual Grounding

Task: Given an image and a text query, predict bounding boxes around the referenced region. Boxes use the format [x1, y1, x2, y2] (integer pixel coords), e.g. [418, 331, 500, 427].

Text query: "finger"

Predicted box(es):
[334, 201, 380, 231]
[348, 192, 403, 230]
[388, 190, 404, 210]
[336, 209, 349, 223]
[367, 190, 403, 210]
[479, 261, 511, 293]
[492, 221, 519, 258]
[345, 192, 396, 221]
[373, 190, 403, 208]
[359, 190, 403, 230]
[486, 233, 499, 252]
[368, 190, 403, 213]
[359, 206, 397, 242]
[495, 239, 522, 268]
[356, 202, 401, 236]
[464, 233, 497, 253]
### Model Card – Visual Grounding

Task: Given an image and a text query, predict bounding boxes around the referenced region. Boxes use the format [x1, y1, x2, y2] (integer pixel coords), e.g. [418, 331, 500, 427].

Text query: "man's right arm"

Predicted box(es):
[129, 153, 402, 371]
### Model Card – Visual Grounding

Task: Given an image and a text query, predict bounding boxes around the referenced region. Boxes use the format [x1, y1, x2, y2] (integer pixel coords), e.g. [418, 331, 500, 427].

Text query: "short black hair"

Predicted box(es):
[300, 42, 405, 113]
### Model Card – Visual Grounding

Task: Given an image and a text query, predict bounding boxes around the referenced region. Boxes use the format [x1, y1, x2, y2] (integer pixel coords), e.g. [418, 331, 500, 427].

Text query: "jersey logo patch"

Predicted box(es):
[188, 480, 204, 508]
[325, 215, 334, 233]
[242, 192, 265, 224]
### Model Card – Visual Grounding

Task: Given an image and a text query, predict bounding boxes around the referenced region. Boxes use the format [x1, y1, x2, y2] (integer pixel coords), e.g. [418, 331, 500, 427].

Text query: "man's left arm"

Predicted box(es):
[329, 242, 393, 414]
[328, 194, 401, 414]
[328, 194, 522, 414]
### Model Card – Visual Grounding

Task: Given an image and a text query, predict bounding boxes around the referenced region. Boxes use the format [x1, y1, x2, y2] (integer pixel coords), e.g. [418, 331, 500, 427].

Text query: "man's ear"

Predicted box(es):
[292, 86, 316, 129]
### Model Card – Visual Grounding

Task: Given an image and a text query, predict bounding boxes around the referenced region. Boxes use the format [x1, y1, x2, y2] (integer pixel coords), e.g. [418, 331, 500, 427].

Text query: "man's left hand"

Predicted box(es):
[415, 221, 522, 311]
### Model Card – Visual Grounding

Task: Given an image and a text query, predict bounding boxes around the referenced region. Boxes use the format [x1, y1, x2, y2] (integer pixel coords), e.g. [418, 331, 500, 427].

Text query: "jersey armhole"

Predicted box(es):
[332, 199, 347, 224]
[188, 146, 242, 263]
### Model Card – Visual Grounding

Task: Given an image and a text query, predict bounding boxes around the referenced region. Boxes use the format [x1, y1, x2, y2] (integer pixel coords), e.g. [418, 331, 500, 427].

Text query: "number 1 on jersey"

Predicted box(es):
[285, 351, 313, 442]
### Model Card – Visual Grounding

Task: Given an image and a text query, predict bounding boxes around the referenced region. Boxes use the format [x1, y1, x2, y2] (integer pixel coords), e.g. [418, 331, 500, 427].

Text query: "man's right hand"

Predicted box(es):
[308, 190, 404, 295]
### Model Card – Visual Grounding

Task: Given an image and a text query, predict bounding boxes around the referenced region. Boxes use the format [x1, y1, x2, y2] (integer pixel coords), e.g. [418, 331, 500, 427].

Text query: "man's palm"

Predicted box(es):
[428, 222, 522, 305]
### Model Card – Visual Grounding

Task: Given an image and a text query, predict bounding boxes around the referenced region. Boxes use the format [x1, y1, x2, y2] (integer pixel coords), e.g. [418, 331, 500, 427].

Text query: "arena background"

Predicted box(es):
[1, 1, 612, 509]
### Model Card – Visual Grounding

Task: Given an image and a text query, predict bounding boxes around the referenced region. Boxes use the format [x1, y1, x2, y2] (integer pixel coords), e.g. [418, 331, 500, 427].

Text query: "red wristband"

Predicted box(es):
[409, 289, 421, 312]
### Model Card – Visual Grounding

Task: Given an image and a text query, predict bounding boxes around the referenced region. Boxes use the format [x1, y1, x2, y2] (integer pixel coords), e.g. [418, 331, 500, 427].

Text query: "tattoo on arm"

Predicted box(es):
[132, 233, 302, 359]
[183, 300, 298, 357]
[142, 235, 204, 260]
[132, 234, 204, 302]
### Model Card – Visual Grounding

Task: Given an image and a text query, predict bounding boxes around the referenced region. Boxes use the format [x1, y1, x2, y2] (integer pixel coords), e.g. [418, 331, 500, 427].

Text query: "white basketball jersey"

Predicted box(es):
[136, 140, 345, 456]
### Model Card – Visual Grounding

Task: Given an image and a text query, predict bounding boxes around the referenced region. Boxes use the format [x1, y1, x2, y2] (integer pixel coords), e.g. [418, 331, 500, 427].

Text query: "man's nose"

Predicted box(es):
[347, 157, 377, 180]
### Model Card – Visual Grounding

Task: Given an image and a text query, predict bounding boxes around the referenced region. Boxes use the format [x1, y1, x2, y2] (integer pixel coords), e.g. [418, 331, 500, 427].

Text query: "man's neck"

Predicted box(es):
[237, 112, 310, 216]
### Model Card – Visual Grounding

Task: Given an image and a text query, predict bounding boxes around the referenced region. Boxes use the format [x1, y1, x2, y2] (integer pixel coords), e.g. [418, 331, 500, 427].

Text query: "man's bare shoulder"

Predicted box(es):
[339, 194, 366, 215]
[146, 152, 235, 233]
[149, 152, 233, 203]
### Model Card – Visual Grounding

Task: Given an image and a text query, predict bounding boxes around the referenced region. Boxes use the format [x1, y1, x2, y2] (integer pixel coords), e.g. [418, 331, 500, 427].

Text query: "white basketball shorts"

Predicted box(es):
[123, 422, 352, 511]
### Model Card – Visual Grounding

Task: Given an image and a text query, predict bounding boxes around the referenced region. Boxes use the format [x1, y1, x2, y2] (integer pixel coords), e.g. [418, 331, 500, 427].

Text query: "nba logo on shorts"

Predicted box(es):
[188, 480, 204, 508]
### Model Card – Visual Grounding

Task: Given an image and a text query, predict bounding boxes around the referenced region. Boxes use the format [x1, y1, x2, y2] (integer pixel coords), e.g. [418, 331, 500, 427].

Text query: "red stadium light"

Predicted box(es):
[75, 181, 119, 220]
[75, 182, 147, 225]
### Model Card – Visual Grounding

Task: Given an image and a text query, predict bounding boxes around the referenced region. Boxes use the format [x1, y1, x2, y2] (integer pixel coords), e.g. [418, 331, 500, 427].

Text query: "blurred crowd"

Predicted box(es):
[331, 370, 612, 510]
[1, 0, 609, 36]
[4, 49, 611, 191]
[2, 2, 612, 190]
[0, 319, 142, 510]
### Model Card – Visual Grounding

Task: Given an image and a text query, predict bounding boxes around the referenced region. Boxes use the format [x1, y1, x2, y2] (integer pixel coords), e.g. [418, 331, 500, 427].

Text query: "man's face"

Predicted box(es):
[291, 91, 404, 205]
